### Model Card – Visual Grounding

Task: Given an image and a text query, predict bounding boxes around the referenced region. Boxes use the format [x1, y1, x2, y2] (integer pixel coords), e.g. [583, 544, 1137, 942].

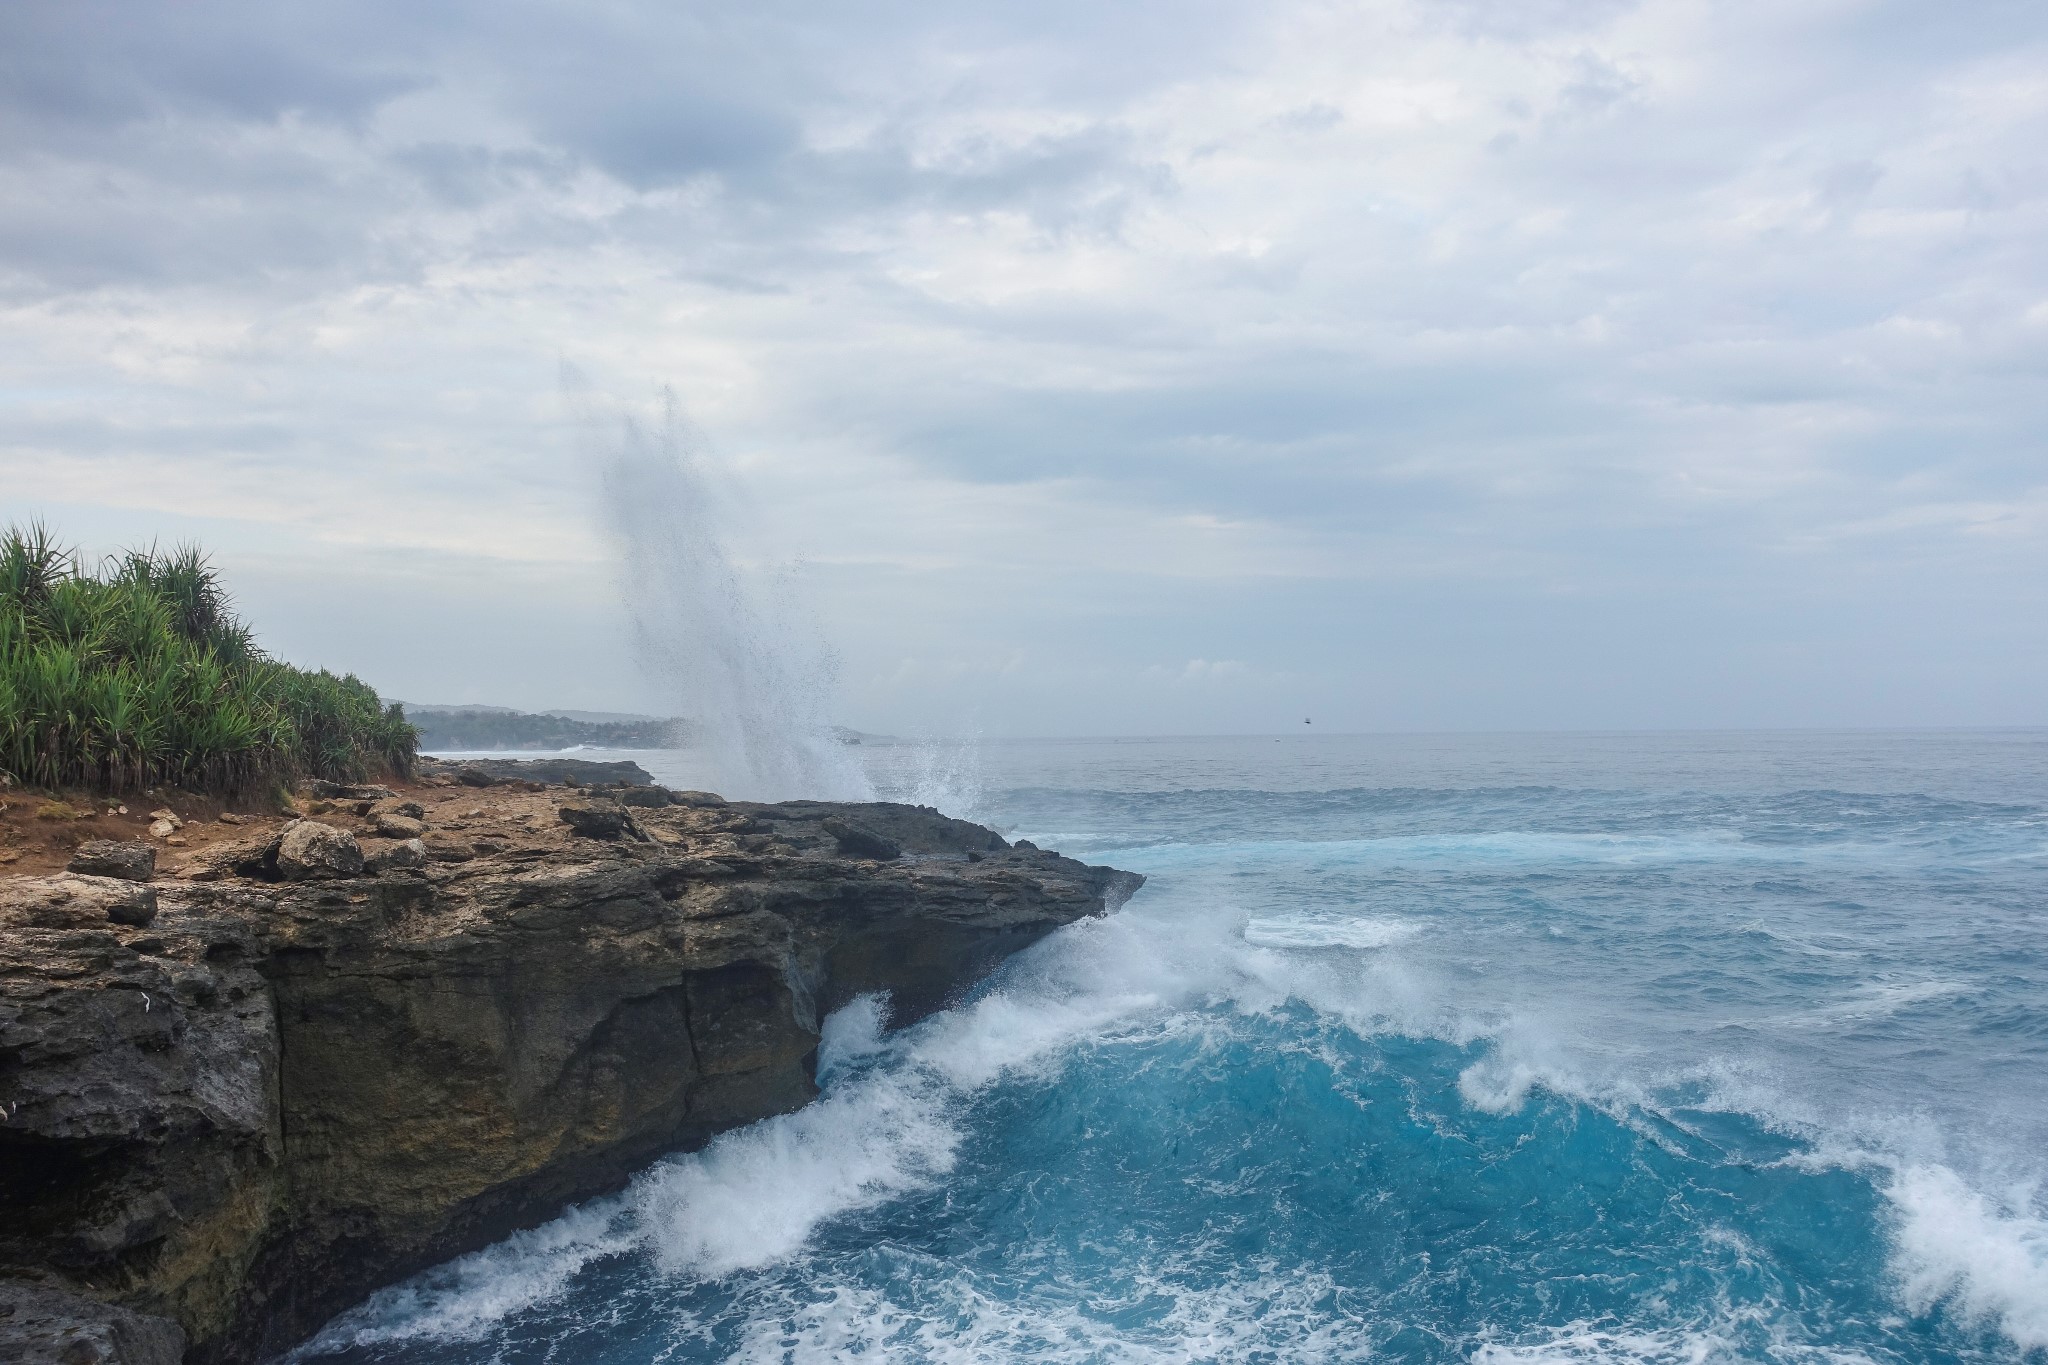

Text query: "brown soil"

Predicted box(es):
[0, 774, 481, 877]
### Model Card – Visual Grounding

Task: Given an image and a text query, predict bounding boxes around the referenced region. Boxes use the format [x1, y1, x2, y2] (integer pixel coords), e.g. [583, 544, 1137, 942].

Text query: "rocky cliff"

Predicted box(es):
[0, 773, 1140, 1363]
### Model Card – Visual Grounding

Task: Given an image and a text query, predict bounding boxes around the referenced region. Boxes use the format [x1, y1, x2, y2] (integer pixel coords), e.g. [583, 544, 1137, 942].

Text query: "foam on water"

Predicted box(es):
[1242, 913, 1422, 950]
[300, 732, 2048, 1364]
[1888, 1164, 2048, 1350]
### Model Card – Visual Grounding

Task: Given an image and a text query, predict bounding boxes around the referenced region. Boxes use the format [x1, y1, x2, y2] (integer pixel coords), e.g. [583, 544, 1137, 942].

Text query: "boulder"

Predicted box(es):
[275, 822, 364, 881]
[668, 789, 727, 808]
[822, 817, 902, 862]
[372, 813, 427, 839]
[177, 828, 283, 882]
[0, 872, 158, 928]
[556, 799, 648, 842]
[369, 799, 426, 820]
[616, 785, 672, 808]
[365, 838, 428, 873]
[67, 839, 157, 883]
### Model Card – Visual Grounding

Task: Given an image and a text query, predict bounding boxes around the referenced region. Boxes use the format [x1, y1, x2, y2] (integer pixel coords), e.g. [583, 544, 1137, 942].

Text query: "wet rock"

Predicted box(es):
[67, 839, 157, 883]
[275, 821, 364, 881]
[822, 817, 902, 861]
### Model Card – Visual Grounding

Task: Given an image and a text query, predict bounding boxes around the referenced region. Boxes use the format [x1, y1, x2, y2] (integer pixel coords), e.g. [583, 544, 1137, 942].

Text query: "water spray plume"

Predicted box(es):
[591, 391, 872, 803]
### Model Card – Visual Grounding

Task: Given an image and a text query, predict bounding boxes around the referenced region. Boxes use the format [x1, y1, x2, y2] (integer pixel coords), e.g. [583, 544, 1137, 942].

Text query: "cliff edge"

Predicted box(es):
[0, 767, 1141, 1362]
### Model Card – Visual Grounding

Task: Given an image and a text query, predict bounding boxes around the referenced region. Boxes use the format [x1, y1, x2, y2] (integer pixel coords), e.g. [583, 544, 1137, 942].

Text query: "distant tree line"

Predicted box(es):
[405, 709, 686, 752]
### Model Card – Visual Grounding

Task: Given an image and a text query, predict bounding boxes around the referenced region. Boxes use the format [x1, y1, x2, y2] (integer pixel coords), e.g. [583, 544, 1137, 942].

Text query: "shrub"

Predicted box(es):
[0, 523, 417, 796]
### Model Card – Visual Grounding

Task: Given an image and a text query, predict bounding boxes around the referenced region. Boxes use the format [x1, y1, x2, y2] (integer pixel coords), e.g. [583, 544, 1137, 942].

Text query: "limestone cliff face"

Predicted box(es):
[0, 788, 1141, 1363]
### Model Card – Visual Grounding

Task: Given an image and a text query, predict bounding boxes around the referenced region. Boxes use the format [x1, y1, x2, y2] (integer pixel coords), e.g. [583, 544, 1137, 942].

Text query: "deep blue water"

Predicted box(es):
[304, 732, 2048, 1363]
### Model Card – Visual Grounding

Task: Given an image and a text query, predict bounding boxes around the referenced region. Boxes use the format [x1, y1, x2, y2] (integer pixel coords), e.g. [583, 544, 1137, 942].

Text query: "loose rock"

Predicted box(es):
[372, 813, 428, 839]
[67, 839, 157, 882]
[178, 828, 283, 881]
[366, 838, 428, 873]
[275, 821, 365, 881]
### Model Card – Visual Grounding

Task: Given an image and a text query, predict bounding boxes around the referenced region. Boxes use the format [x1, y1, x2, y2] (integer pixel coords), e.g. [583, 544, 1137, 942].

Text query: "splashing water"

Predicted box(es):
[297, 730, 2048, 1363]
[594, 400, 871, 802]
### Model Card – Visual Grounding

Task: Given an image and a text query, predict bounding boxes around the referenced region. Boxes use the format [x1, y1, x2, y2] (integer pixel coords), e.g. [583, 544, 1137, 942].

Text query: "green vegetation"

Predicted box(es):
[0, 523, 416, 796]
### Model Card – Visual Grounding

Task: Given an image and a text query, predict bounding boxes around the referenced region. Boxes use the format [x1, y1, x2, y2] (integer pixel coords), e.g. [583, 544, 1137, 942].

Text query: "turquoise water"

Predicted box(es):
[304, 732, 2048, 1362]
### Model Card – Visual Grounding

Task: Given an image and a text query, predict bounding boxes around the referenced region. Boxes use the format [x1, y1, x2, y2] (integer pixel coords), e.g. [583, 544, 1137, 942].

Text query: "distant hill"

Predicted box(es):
[401, 705, 688, 752]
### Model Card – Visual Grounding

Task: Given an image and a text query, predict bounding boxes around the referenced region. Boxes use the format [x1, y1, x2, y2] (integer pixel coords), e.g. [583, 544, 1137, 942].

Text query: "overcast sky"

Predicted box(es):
[3, 0, 2044, 735]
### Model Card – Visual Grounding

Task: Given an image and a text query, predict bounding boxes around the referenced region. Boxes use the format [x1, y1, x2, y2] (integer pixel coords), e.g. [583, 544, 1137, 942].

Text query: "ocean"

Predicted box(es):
[298, 730, 2048, 1363]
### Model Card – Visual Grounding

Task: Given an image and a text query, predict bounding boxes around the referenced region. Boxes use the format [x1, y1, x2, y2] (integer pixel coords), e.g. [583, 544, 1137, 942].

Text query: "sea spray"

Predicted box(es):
[591, 394, 871, 802]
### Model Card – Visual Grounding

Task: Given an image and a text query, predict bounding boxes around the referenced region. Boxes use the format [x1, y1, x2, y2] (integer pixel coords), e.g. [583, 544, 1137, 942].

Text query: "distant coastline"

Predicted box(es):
[399, 703, 689, 751]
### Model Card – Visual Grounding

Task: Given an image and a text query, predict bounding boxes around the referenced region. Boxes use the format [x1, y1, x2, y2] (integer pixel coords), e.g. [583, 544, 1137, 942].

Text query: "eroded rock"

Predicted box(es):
[557, 798, 648, 841]
[66, 840, 156, 883]
[0, 1284, 186, 1365]
[274, 822, 364, 881]
[370, 813, 427, 839]
[0, 792, 1140, 1363]
[822, 816, 902, 861]
[0, 872, 157, 928]
[365, 838, 427, 873]
[176, 829, 282, 882]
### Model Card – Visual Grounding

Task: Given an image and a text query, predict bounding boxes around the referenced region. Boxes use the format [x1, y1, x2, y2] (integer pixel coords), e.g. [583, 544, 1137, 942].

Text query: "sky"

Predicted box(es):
[2, 0, 2044, 736]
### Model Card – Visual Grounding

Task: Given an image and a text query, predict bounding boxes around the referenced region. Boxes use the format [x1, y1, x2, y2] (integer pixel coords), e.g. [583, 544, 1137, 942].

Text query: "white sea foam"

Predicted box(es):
[299, 850, 2048, 1362]
[1471, 1325, 1729, 1365]
[723, 1260, 1368, 1364]
[291, 1200, 634, 1355]
[1886, 1163, 2048, 1350]
[1242, 914, 1421, 951]
[1791, 979, 1974, 1027]
[634, 1049, 962, 1278]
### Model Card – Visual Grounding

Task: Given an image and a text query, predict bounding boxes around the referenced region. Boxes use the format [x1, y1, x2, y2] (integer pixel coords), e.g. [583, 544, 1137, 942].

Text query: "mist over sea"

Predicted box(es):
[305, 729, 2048, 1363]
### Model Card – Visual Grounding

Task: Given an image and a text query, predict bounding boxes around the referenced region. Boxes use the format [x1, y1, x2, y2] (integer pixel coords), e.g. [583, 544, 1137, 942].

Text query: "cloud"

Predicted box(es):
[1, 0, 2045, 731]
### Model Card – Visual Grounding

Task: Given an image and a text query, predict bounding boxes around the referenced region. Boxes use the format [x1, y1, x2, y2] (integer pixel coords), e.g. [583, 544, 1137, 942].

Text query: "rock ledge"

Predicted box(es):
[0, 769, 1140, 1362]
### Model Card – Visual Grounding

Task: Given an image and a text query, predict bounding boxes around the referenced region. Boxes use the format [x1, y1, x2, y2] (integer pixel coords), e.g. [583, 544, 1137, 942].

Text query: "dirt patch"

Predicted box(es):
[0, 776, 476, 877]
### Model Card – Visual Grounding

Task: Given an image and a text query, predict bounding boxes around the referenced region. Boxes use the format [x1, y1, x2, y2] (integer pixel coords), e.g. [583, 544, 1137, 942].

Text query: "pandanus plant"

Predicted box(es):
[0, 522, 418, 797]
